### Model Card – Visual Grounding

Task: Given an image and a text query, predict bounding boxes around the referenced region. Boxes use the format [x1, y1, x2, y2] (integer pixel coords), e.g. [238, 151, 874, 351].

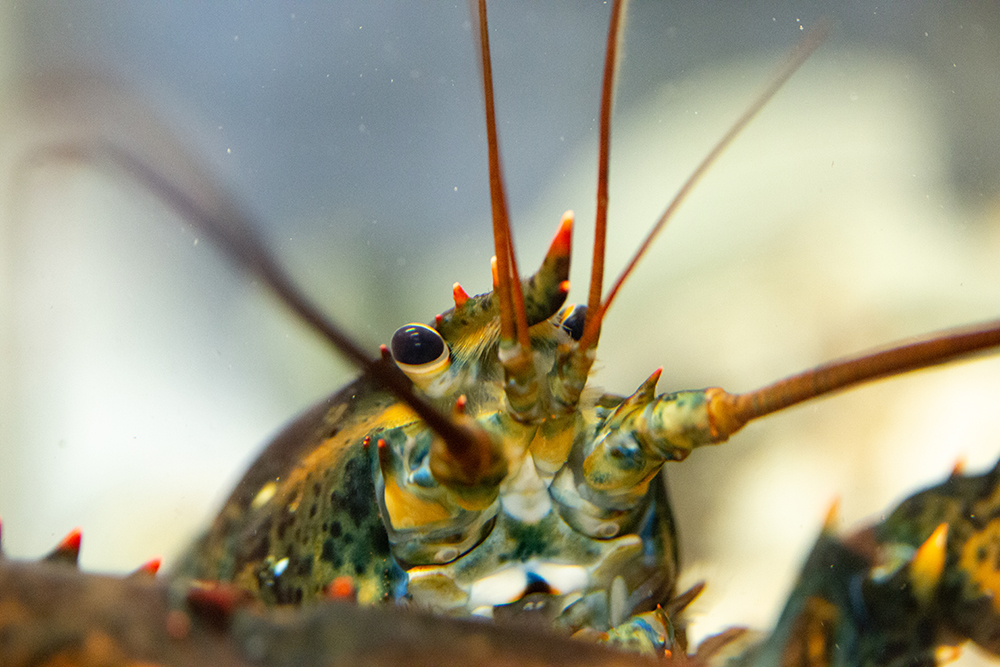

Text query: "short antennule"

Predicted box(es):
[584, 0, 625, 347]
[582, 0, 628, 353]
[474, 0, 529, 352]
[548, 0, 628, 416]
[558, 18, 828, 418]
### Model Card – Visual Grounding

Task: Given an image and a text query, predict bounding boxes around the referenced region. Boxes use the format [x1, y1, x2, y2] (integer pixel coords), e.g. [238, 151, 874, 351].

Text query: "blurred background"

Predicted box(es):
[2, 1, 1000, 661]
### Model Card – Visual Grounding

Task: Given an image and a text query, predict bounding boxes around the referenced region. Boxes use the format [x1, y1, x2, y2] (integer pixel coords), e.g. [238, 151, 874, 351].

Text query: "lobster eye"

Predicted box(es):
[559, 304, 587, 341]
[391, 324, 449, 369]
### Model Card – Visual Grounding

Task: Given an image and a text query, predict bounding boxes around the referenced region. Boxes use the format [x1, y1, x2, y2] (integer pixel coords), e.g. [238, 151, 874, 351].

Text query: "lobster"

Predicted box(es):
[1, 1, 1000, 667]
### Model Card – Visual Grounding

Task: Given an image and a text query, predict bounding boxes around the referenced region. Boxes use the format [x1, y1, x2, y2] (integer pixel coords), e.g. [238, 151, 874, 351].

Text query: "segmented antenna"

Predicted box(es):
[542, 0, 630, 416]
[707, 319, 1000, 440]
[15, 126, 490, 462]
[475, 0, 531, 353]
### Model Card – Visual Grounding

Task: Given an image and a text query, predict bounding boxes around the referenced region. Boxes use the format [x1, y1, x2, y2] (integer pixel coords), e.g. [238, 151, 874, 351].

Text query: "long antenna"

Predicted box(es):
[708, 319, 1000, 439]
[16, 138, 491, 458]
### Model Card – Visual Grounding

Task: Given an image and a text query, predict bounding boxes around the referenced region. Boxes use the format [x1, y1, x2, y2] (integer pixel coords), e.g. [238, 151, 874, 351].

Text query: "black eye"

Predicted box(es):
[391, 324, 448, 367]
[560, 304, 587, 341]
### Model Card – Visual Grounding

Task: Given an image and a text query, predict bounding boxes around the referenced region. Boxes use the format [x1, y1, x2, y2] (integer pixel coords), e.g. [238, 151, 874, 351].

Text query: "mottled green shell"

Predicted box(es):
[177, 376, 406, 605]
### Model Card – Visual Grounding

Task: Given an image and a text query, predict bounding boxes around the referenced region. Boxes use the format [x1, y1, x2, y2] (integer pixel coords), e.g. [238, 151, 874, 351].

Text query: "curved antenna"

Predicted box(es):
[708, 319, 1000, 440]
[577, 21, 830, 351]
[14, 132, 489, 458]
